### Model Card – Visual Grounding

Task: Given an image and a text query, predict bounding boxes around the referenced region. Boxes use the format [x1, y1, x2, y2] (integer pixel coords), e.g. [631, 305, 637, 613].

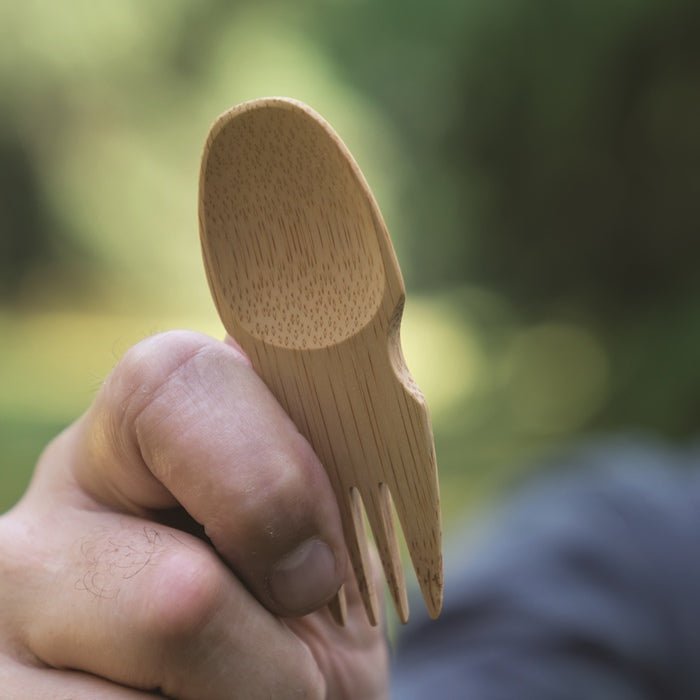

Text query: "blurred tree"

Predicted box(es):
[309, 0, 700, 441]
[1, 0, 699, 485]
[312, 0, 700, 319]
[0, 129, 55, 301]
[0, 122, 94, 305]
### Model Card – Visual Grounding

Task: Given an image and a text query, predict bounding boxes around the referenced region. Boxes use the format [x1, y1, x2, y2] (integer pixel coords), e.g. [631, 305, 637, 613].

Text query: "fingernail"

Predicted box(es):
[269, 538, 339, 614]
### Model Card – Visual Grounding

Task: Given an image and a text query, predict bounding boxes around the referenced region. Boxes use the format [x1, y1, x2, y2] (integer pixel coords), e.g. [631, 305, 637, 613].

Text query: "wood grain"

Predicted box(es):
[199, 97, 442, 624]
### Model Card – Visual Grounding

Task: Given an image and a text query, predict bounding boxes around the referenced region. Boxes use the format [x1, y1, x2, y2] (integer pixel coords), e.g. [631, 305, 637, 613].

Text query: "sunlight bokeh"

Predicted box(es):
[3, 0, 699, 525]
[0, 1, 459, 514]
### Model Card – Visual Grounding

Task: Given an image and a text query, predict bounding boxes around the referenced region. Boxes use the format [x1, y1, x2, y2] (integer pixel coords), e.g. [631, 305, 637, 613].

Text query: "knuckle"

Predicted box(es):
[104, 332, 227, 467]
[261, 435, 325, 508]
[76, 332, 220, 507]
[110, 331, 215, 417]
[140, 546, 227, 644]
[217, 454, 312, 544]
[205, 435, 333, 563]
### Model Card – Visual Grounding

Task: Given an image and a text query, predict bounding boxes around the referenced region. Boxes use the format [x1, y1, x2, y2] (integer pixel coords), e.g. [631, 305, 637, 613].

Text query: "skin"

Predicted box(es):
[0, 331, 388, 699]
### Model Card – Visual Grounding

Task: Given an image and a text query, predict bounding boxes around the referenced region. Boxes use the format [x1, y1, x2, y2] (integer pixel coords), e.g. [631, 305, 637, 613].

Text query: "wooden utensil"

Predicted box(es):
[198, 97, 442, 625]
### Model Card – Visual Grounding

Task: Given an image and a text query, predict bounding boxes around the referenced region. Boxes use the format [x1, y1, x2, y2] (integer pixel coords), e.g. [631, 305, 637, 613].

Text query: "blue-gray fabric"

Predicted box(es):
[392, 438, 700, 700]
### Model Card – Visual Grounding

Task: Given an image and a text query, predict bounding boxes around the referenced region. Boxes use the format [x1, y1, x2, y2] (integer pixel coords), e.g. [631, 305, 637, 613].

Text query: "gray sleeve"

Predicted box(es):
[392, 440, 700, 700]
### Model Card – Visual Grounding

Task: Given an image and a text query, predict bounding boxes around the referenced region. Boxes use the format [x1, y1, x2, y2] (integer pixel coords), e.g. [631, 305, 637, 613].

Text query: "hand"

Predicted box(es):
[0, 331, 388, 699]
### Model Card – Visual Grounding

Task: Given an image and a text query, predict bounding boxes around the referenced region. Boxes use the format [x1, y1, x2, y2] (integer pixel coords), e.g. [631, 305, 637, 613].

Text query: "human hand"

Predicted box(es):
[0, 331, 388, 699]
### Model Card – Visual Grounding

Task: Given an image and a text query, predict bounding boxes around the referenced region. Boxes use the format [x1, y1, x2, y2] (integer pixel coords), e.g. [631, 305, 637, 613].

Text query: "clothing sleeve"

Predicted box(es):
[391, 439, 700, 700]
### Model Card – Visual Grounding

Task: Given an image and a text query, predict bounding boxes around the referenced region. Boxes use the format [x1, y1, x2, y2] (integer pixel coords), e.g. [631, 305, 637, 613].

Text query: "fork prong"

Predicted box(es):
[363, 483, 409, 623]
[328, 584, 348, 626]
[346, 486, 380, 626]
[390, 475, 443, 619]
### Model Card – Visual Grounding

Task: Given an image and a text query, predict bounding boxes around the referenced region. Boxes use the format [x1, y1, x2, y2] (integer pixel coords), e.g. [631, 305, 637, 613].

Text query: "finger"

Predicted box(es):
[55, 330, 346, 615]
[21, 513, 326, 700]
[314, 545, 386, 635]
[0, 659, 156, 699]
[286, 546, 389, 699]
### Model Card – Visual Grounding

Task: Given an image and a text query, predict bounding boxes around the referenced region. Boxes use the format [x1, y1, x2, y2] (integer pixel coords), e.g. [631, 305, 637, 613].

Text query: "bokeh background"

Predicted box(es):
[2, 0, 699, 544]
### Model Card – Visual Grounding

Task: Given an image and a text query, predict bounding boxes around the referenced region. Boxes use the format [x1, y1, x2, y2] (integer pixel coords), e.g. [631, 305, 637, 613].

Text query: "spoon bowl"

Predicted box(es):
[200, 101, 385, 349]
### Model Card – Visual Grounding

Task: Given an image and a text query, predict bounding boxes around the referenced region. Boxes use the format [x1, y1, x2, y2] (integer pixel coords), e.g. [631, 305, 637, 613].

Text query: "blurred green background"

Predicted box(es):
[2, 0, 699, 533]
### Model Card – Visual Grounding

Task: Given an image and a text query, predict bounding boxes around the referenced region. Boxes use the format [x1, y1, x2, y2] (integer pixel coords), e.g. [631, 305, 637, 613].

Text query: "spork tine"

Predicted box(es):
[198, 97, 442, 625]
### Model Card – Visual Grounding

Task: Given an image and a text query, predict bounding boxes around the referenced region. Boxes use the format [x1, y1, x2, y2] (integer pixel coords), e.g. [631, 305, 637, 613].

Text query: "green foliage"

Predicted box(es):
[314, 0, 700, 310]
[311, 0, 700, 441]
[1, 0, 699, 518]
[0, 416, 66, 513]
